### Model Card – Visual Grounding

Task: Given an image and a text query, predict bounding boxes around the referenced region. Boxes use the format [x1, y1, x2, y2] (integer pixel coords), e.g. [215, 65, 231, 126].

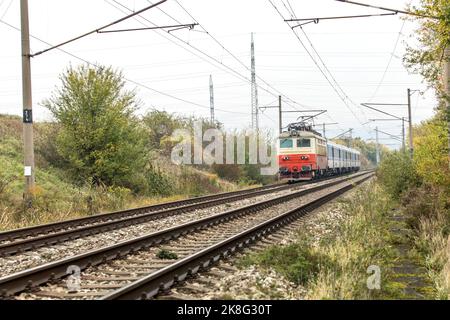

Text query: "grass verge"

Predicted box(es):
[402, 186, 450, 299]
[239, 181, 406, 300]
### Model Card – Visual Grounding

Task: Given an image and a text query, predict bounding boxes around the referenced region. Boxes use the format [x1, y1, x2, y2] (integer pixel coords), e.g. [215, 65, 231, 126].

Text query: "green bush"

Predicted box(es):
[157, 249, 178, 260]
[142, 111, 184, 152]
[240, 239, 332, 286]
[377, 151, 420, 199]
[35, 122, 65, 168]
[145, 165, 174, 196]
[212, 164, 242, 182]
[43, 65, 147, 190]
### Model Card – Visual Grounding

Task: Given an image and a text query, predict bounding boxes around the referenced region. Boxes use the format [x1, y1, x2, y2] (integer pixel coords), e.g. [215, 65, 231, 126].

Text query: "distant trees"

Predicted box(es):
[42, 64, 278, 196]
[143, 110, 183, 152]
[44, 65, 146, 189]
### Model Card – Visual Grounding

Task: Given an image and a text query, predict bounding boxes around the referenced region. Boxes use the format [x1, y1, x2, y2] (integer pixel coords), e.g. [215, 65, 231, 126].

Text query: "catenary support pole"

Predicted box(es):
[376, 127, 380, 165]
[278, 96, 282, 134]
[21, 0, 35, 206]
[444, 47, 450, 169]
[402, 117, 406, 151]
[407, 88, 414, 158]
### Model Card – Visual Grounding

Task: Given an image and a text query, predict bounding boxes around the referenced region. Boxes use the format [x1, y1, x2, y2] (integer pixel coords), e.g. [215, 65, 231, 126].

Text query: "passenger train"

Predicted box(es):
[278, 122, 361, 182]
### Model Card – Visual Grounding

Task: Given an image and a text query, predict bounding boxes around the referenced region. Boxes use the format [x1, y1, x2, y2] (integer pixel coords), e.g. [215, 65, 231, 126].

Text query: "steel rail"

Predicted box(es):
[0, 172, 372, 297]
[0, 184, 290, 256]
[0, 172, 364, 256]
[0, 183, 286, 243]
[102, 174, 373, 300]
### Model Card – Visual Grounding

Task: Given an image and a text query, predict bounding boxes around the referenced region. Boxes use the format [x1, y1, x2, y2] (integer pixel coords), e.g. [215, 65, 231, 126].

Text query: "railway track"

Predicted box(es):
[0, 172, 362, 257]
[0, 183, 289, 256]
[0, 171, 373, 300]
[0, 184, 286, 243]
[157, 218, 316, 300]
[159, 188, 359, 300]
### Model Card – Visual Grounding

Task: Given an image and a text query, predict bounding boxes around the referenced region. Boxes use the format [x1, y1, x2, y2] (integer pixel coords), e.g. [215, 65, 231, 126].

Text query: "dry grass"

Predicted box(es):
[415, 213, 450, 299]
[304, 183, 395, 300]
[0, 191, 215, 231]
[400, 185, 450, 300]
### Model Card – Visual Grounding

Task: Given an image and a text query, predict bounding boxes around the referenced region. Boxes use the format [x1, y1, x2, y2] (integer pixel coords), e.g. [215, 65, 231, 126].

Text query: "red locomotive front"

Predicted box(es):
[278, 123, 328, 182]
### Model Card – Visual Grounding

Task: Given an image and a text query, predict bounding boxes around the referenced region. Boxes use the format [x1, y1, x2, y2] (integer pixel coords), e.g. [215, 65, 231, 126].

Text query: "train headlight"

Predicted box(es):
[283, 156, 290, 161]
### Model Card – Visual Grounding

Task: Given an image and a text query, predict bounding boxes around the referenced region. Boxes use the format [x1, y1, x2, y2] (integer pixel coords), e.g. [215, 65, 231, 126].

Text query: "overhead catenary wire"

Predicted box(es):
[31, 0, 169, 57]
[104, 0, 330, 132]
[285, 0, 369, 124]
[105, 0, 256, 88]
[368, 0, 411, 102]
[0, 0, 12, 19]
[146, 0, 322, 124]
[269, 0, 368, 135]
[173, 0, 314, 114]
[334, 0, 441, 20]
[277, 0, 348, 130]
[285, 13, 398, 23]
[97, 23, 198, 34]
[117, 0, 380, 135]
[166, 0, 325, 122]
[0, 18, 249, 116]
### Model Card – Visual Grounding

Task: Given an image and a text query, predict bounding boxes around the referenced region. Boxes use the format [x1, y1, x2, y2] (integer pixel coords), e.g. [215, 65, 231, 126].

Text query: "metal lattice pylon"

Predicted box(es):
[209, 75, 215, 123]
[251, 33, 259, 131]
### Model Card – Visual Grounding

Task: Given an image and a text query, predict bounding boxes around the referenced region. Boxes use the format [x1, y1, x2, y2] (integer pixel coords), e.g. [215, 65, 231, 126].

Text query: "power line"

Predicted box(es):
[0, 18, 248, 116]
[174, 0, 304, 108]
[103, 0, 286, 112]
[105, 0, 253, 86]
[97, 23, 198, 34]
[277, 0, 347, 129]
[298, 27, 369, 122]
[269, 0, 368, 134]
[106, 0, 327, 131]
[32, 0, 169, 57]
[0, 0, 12, 19]
[285, 13, 397, 24]
[361, 103, 407, 121]
[285, 0, 369, 123]
[368, 1, 410, 102]
[335, 0, 441, 20]
[170, 0, 319, 115]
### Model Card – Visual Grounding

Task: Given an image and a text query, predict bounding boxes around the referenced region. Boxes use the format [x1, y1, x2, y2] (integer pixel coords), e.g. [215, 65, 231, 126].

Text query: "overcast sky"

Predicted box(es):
[0, 0, 438, 148]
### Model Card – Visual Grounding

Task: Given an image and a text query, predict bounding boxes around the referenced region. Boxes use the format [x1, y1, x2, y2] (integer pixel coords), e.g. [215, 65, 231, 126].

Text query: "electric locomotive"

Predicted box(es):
[278, 122, 361, 182]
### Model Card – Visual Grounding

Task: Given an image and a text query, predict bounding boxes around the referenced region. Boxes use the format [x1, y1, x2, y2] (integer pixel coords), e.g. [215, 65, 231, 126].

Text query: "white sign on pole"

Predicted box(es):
[24, 166, 32, 177]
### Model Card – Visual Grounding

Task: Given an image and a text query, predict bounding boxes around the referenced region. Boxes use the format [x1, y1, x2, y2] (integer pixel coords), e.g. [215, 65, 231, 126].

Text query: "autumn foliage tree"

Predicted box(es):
[404, 0, 450, 91]
[403, 0, 450, 187]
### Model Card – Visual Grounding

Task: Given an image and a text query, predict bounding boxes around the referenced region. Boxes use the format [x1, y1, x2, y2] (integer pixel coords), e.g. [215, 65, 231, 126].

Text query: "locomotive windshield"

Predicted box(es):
[297, 139, 311, 148]
[280, 139, 293, 148]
